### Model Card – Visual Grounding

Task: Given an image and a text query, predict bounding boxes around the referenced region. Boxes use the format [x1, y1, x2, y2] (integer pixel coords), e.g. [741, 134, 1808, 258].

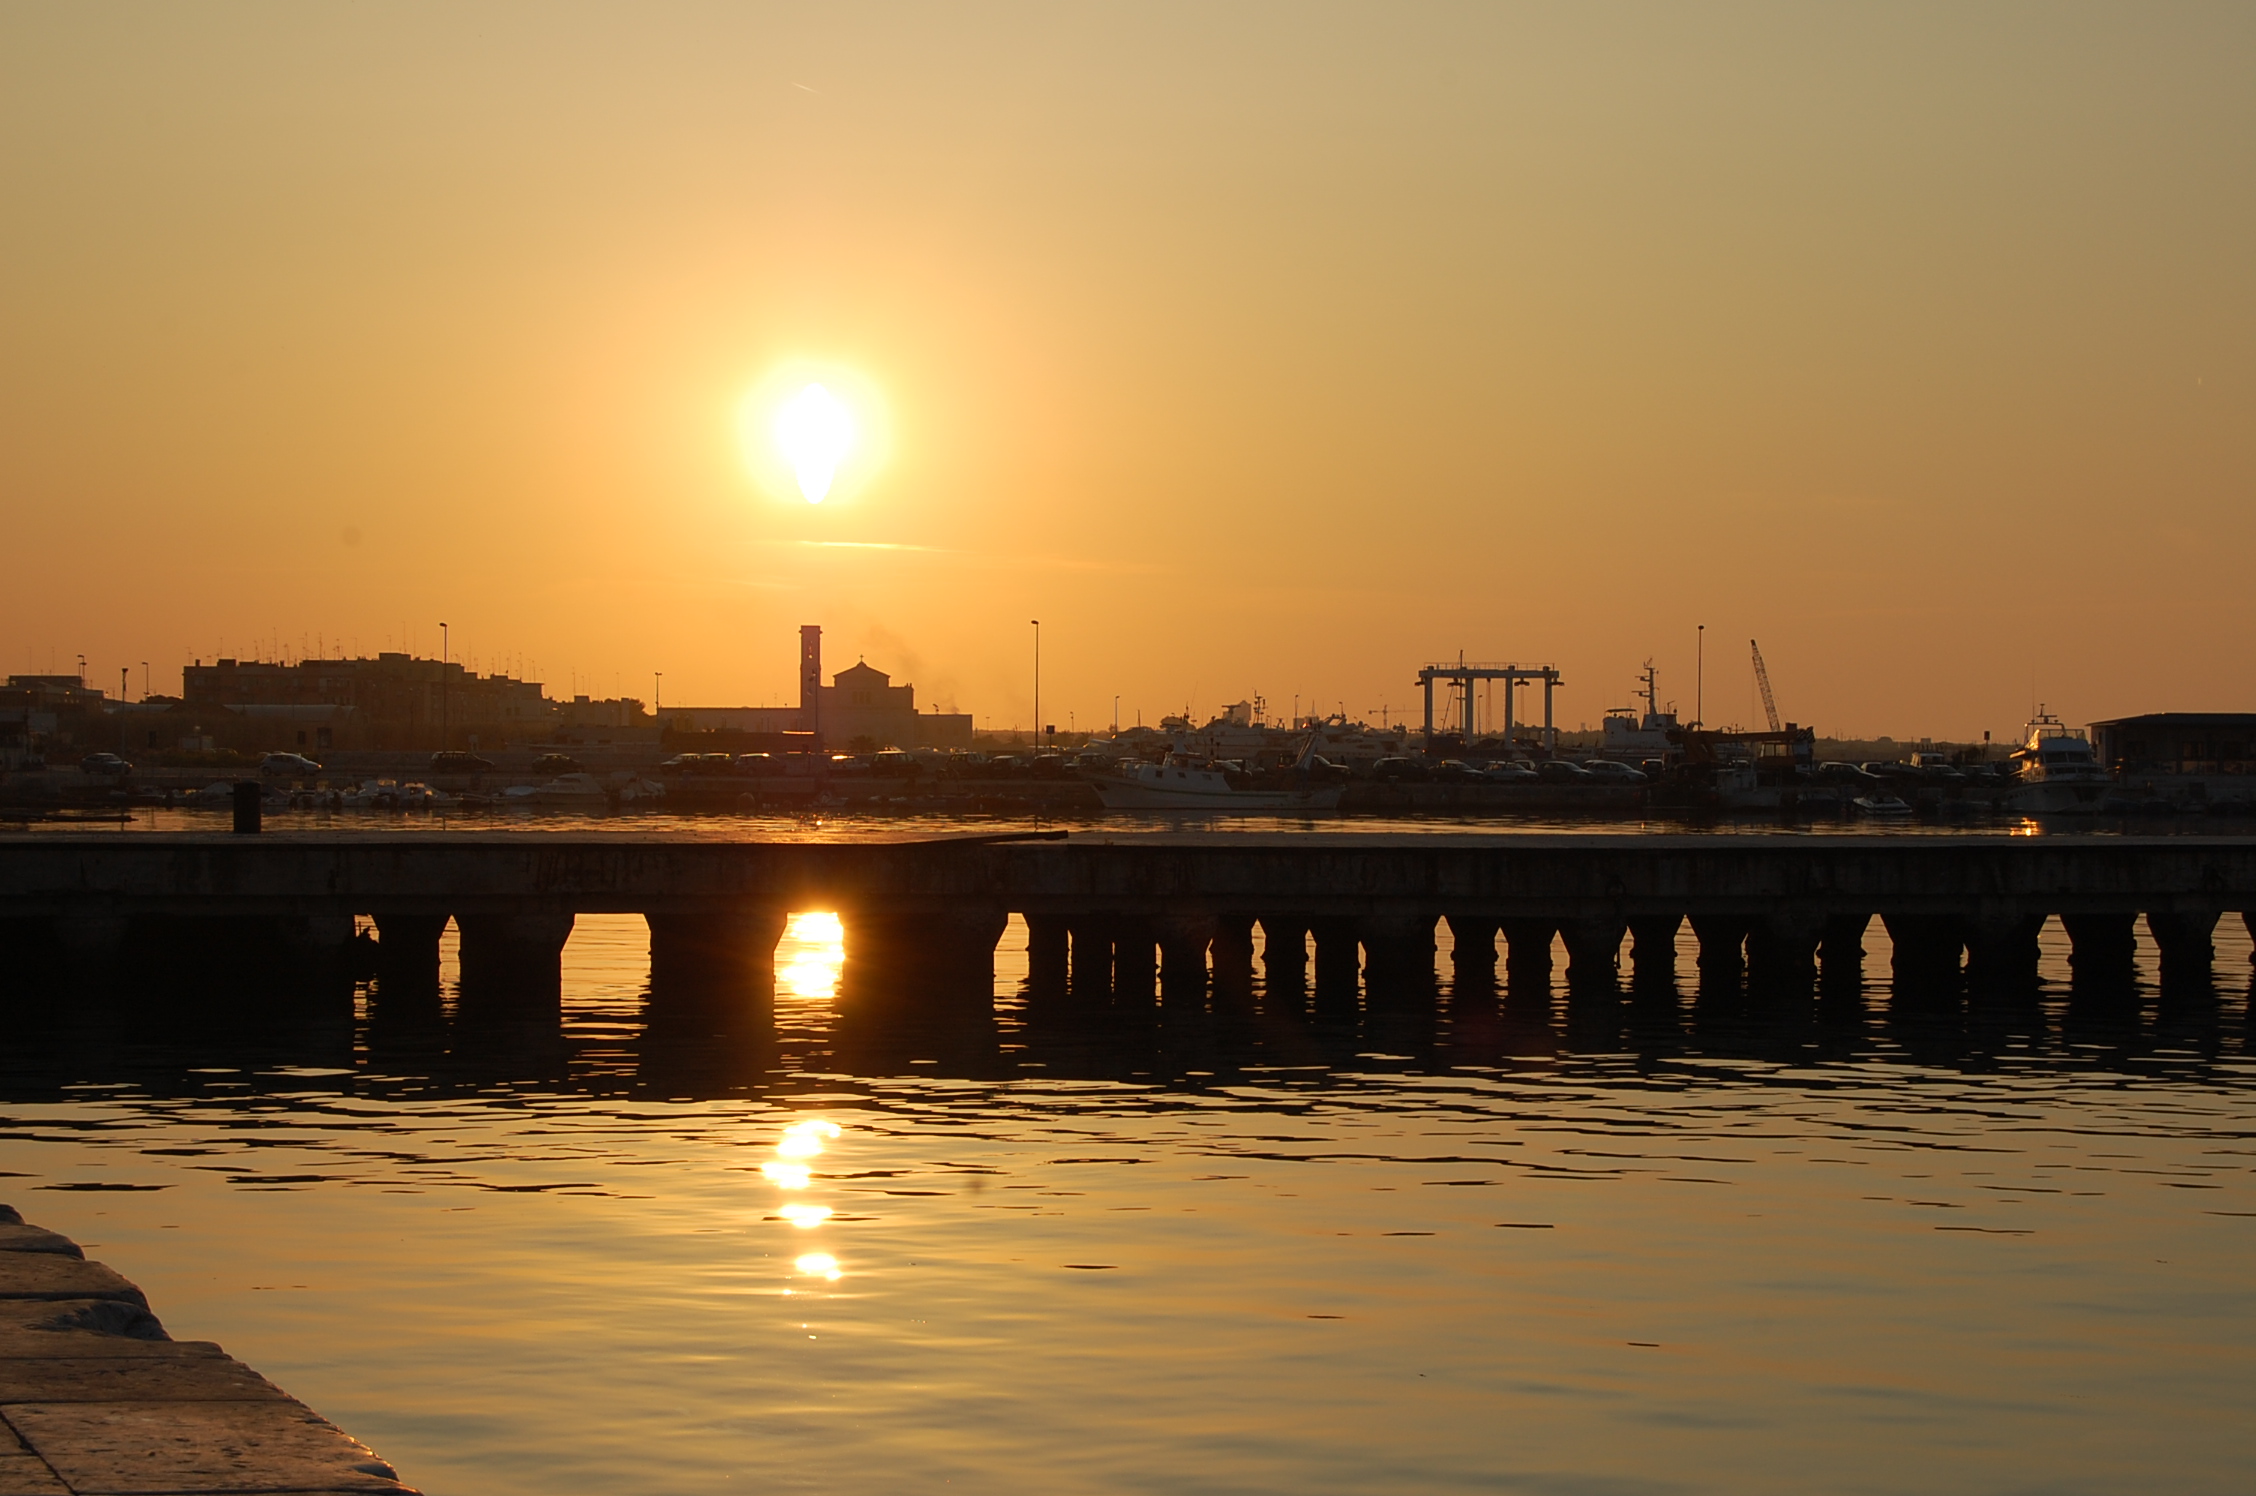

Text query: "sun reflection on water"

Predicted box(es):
[763, 1113, 845, 1281]
[793, 1253, 842, 1282]
[777, 912, 845, 1001]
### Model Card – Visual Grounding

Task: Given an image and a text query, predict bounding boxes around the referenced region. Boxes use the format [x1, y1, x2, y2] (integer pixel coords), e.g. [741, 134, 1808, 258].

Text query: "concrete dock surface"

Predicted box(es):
[0, 1206, 415, 1495]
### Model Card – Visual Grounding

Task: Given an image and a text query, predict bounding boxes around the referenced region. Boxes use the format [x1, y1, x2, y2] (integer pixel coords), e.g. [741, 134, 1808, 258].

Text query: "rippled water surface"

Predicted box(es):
[2, 908, 2252, 1495]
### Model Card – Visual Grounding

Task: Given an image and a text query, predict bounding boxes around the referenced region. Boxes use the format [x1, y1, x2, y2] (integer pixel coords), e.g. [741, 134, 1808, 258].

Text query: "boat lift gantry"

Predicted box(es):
[1417, 659, 1564, 754]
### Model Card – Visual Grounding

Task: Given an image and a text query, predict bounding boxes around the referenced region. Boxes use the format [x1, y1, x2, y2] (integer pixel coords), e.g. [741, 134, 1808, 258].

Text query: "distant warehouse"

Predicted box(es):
[2089, 714, 2256, 776]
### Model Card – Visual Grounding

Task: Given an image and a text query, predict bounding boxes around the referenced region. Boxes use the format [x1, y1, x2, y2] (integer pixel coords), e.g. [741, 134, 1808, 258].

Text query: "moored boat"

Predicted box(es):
[2007, 710, 2110, 815]
[1088, 743, 1343, 812]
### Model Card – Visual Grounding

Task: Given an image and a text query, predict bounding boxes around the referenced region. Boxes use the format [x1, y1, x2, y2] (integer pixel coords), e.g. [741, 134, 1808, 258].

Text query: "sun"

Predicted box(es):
[737, 365, 889, 507]
[773, 383, 853, 503]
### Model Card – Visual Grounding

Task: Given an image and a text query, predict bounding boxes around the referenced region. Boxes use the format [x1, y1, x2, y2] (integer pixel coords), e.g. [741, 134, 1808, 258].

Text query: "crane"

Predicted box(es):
[1750, 639, 1781, 733]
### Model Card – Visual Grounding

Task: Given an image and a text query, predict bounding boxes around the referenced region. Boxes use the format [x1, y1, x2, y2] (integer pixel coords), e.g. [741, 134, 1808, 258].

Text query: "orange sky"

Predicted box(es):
[3, 4, 2250, 740]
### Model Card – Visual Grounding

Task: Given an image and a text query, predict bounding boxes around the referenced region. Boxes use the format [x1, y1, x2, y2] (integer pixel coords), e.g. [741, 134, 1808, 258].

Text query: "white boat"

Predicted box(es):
[1852, 793, 1913, 817]
[501, 772, 665, 810]
[1597, 660, 1680, 764]
[504, 772, 612, 808]
[1088, 746, 1343, 812]
[2007, 710, 2111, 815]
[338, 779, 454, 810]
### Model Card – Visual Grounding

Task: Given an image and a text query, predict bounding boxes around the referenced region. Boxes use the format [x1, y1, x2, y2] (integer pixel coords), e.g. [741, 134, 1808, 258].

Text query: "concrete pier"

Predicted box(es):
[0, 1206, 416, 1494]
[3, 831, 2252, 1020]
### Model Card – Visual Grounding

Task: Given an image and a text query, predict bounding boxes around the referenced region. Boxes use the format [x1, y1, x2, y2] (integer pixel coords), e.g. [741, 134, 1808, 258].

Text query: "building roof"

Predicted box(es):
[2090, 713, 2256, 729]
[832, 662, 892, 686]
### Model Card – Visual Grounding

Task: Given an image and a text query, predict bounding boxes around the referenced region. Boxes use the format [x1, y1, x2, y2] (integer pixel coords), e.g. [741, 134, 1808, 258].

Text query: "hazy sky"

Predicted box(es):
[4, 3, 2250, 739]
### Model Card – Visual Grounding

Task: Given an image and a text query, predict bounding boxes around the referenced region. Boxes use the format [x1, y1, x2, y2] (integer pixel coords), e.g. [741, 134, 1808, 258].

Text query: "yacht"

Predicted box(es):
[2007, 710, 2110, 814]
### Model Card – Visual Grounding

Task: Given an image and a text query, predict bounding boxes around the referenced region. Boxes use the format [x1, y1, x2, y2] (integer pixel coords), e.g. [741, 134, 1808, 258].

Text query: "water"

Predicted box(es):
[2, 906, 2252, 1494]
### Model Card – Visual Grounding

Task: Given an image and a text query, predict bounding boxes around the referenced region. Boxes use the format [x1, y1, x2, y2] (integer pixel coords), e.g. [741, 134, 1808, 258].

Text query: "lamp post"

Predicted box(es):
[1695, 623, 1704, 730]
[439, 622, 449, 752]
[1030, 619, 1040, 751]
[140, 662, 149, 700]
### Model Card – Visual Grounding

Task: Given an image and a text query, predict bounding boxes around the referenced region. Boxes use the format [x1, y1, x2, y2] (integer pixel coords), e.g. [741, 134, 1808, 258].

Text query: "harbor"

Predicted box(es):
[7, 6, 2253, 1490]
[12, 640, 2255, 824]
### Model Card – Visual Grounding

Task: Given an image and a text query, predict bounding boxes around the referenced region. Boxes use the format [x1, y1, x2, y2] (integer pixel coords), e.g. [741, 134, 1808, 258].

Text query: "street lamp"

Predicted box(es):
[439, 622, 449, 751]
[1030, 619, 1040, 751]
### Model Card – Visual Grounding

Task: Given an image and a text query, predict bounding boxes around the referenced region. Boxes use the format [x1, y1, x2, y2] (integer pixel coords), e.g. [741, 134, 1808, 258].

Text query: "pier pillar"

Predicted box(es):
[1210, 914, 1257, 1010]
[1964, 912, 2045, 991]
[1445, 916, 1500, 988]
[1026, 915, 1070, 997]
[457, 912, 575, 998]
[2146, 909, 2220, 984]
[1747, 912, 1825, 989]
[1500, 919, 1557, 982]
[1361, 912, 1437, 1011]
[644, 908, 786, 1049]
[647, 908, 786, 993]
[1882, 913, 1965, 991]
[1818, 913, 1871, 981]
[1559, 915, 1627, 990]
[1069, 917, 1114, 1001]
[842, 907, 1009, 1006]
[1112, 916, 1157, 1008]
[50, 915, 129, 982]
[2063, 911, 2138, 982]
[1157, 911, 1215, 1007]
[1688, 916, 1749, 983]
[372, 914, 448, 987]
[1627, 915, 1682, 988]
[1258, 916, 1309, 1004]
[1310, 918, 1361, 1017]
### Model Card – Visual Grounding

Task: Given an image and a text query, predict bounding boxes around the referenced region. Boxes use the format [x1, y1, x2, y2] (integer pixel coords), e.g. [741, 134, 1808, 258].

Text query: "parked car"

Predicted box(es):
[530, 752, 586, 776]
[79, 752, 133, 776]
[1580, 760, 1648, 784]
[1483, 762, 1539, 783]
[1429, 759, 1485, 783]
[429, 750, 495, 773]
[259, 752, 323, 776]
[1369, 757, 1430, 783]
[1535, 760, 1593, 783]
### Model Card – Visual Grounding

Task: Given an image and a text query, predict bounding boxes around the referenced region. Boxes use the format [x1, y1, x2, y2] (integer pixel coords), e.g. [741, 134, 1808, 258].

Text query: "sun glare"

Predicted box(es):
[777, 912, 845, 1000]
[774, 383, 853, 503]
[738, 368, 886, 507]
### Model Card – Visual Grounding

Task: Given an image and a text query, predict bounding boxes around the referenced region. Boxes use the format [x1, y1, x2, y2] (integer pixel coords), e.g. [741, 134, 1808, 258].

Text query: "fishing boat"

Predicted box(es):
[2006, 710, 2110, 815]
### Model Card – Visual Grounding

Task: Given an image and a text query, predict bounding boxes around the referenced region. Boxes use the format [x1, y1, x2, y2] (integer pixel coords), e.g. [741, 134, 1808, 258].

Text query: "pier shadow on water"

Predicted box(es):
[0, 911, 2246, 1102]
